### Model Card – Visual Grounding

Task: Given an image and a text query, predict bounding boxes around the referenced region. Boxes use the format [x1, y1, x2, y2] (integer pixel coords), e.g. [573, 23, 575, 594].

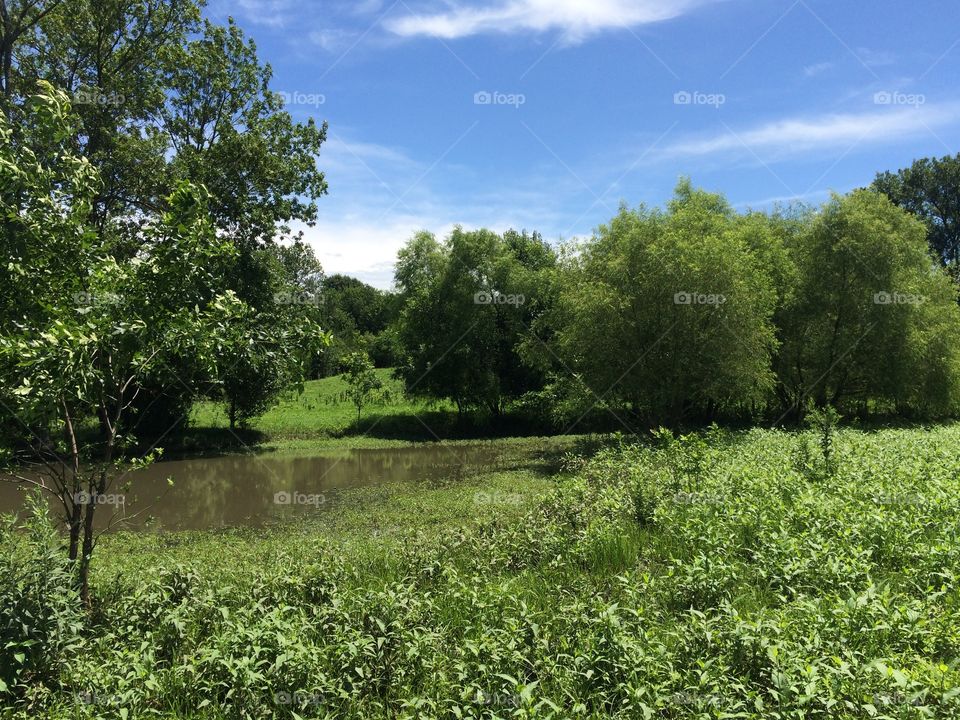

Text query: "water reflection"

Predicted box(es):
[0, 444, 506, 532]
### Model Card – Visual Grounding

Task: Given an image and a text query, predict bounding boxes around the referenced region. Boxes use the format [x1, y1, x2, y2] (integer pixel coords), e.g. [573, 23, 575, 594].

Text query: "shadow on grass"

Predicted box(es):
[157, 426, 270, 459]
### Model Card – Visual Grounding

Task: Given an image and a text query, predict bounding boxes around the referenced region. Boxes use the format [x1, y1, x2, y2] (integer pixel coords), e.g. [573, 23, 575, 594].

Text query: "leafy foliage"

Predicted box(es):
[4, 426, 960, 718]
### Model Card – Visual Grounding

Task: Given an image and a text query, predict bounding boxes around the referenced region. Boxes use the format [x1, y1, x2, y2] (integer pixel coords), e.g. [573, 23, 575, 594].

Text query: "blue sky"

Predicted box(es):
[207, 0, 960, 288]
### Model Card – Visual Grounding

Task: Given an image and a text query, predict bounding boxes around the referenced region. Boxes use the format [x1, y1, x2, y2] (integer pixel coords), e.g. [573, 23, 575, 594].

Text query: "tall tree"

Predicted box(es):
[395, 227, 553, 415]
[543, 180, 778, 425]
[873, 154, 960, 278]
[774, 189, 960, 417]
[0, 86, 265, 601]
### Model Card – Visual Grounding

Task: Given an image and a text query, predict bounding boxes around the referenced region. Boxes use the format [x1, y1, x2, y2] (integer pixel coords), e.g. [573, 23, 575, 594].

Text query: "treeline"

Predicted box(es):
[386, 176, 960, 427]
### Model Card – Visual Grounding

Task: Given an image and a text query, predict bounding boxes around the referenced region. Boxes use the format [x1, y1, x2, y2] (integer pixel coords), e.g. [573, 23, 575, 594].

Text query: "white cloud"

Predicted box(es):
[386, 0, 716, 42]
[304, 133, 577, 288]
[294, 216, 449, 289]
[856, 47, 897, 67]
[660, 103, 960, 159]
[803, 61, 833, 77]
[309, 28, 358, 52]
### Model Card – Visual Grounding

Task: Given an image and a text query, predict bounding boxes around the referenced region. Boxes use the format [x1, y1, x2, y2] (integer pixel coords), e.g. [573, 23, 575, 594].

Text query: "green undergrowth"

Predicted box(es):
[3, 425, 960, 718]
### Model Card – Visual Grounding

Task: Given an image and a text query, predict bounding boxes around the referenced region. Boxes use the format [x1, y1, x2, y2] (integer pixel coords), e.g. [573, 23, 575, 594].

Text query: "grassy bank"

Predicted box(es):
[4, 424, 960, 718]
[173, 370, 565, 454]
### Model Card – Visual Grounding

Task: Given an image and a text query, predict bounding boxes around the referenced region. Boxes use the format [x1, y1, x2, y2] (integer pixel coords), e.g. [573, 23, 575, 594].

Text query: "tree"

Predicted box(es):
[394, 227, 553, 415]
[0, 86, 269, 602]
[774, 189, 960, 417]
[7, 2, 330, 434]
[0, 0, 66, 115]
[543, 180, 778, 425]
[217, 245, 330, 429]
[341, 351, 382, 422]
[873, 154, 960, 278]
[163, 18, 328, 246]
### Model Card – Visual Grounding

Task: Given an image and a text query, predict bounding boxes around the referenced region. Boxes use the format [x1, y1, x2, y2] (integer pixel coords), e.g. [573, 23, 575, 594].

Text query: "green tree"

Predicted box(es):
[774, 189, 960, 417]
[873, 154, 960, 278]
[543, 180, 778, 425]
[8, 2, 329, 433]
[394, 227, 553, 415]
[342, 351, 382, 422]
[0, 86, 271, 602]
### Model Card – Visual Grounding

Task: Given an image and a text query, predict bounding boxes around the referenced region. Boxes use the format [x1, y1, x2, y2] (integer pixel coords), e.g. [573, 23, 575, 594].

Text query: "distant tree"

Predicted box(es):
[394, 227, 554, 415]
[342, 352, 382, 422]
[394, 230, 444, 296]
[217, 240, 328, 429]
[322, 275, 391, 335]
[873, 154, 960, 278]
[543, 180, 778, 425]
[774, 189, 960, 417]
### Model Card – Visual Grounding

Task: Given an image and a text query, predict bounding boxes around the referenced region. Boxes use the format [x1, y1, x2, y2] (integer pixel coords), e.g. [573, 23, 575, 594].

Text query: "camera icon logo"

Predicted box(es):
[873, 91, 892, 105]
[674, 291, 693, 305]
[474, 91, 492, 105]
[274, 491, 292, 505]
[673, 90, 692, 105]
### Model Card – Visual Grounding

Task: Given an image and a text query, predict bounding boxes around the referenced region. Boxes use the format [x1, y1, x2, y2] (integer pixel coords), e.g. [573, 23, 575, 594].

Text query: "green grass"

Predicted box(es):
[175, 370, 557, 454]
[186, 370, 447, 440]
[5, 424, 960, 718]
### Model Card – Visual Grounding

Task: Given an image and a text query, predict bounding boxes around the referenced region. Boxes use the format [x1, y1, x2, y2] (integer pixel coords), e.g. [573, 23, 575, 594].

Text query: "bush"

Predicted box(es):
[0, 493, 83, 699]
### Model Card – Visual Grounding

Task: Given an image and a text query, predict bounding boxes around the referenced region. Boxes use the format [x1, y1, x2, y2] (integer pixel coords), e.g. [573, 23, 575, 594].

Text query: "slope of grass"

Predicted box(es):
[5, 424, 960, 718]
[188, 369, 443, 438]
[177, 370, 557, 453]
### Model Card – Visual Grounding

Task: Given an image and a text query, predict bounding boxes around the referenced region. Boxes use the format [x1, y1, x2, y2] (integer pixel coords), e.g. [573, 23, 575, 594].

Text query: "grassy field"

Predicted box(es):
[4, 423, 960, 718]
[177, 370, 555, 454]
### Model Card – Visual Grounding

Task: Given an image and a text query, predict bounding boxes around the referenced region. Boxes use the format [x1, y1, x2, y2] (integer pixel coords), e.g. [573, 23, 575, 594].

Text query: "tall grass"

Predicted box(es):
[3, 425, 960, 718]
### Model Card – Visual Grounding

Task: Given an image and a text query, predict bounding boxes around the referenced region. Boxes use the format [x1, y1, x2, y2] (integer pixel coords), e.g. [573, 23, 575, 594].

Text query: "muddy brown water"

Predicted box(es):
[0, 444, 513, 532]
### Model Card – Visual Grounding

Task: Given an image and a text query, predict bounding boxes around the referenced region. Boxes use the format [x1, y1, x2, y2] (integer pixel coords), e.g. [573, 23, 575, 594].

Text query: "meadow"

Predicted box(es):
[176, 371, 553, 454]
[4, 421, 960, 719]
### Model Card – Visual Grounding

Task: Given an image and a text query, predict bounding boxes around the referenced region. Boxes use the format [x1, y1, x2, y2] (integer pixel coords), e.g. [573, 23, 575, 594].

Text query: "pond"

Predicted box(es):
[0, 443, 518, 532]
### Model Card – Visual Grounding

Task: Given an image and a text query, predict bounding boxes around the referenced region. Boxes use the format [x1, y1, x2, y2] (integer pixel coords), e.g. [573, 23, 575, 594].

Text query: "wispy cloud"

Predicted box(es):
[659, 103, 960, 159]
[309, 28, 359, 52]
[303, 133, 582, 287]
[803, 61, 834, 77]
[856, 47, 897, 67]
[385, 0, 718, 43]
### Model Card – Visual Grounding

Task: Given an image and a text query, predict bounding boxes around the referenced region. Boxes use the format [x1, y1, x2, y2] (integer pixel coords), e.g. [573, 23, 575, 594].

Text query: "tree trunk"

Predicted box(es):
[78, 483, 96, 606]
